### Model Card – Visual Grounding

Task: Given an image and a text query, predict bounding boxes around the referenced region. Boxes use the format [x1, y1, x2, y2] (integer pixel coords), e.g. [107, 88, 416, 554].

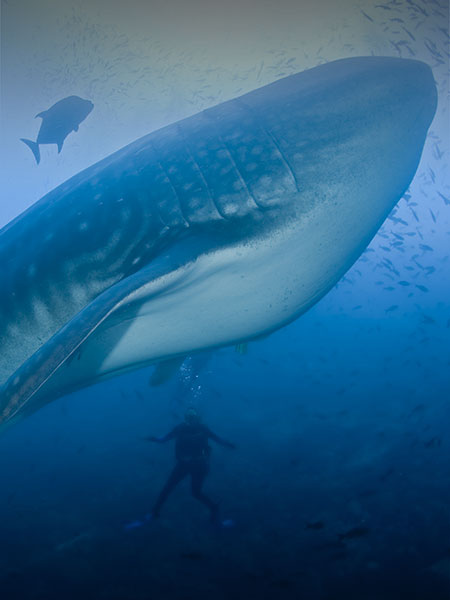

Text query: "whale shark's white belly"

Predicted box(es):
[60, 189, 379, 389]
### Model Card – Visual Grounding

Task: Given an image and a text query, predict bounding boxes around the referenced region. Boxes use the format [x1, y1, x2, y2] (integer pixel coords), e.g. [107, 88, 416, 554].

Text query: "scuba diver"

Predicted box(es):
[145, 407, 236, 524]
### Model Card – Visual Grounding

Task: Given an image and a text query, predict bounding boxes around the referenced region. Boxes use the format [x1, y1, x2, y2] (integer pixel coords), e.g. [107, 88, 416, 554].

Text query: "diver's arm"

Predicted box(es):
[207, 428, 236, 449]
[144, 427, 178, 443]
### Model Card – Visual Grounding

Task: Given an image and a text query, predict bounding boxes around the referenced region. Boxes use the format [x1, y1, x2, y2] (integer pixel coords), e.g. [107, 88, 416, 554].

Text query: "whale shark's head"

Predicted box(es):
[211, 57, 438, 324]
[192, 57, 437, 245]
[243, 57, 436, 205]
[233, 57, 437, 283]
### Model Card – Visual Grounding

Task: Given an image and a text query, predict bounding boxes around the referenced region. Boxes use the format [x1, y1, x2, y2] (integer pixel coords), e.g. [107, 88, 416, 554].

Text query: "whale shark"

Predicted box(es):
[0, 56, 437, 428]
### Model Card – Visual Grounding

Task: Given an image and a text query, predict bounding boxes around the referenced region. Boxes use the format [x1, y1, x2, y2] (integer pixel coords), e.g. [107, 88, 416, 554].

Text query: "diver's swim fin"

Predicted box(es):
[20, 138, 40, 164]
[220, 519, 235, 529]
[123, 513, 154, 532]
[123, 519, 145, 531]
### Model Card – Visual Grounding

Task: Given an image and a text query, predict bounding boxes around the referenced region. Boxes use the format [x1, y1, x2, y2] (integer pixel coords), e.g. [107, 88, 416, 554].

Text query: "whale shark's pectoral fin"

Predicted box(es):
[234, 343, 248, 355]
[149, 357, 186, 386]
[0, 241, 204, 430]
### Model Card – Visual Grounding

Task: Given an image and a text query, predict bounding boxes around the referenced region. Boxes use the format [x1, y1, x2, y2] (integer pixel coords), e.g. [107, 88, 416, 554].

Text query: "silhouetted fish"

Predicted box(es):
[338, 526, 370, 541]
[385, 304, 399, 313]
[424, 436, 442, 448]
[21, 95, 94, 164]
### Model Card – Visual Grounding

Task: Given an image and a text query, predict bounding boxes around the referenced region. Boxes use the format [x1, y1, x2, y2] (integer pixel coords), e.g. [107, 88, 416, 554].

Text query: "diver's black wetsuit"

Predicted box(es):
[151, 423, 234, 519]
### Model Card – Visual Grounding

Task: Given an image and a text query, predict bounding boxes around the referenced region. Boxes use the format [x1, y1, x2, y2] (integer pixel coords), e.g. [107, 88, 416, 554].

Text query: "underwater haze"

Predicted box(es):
[0, 1, 449, 599]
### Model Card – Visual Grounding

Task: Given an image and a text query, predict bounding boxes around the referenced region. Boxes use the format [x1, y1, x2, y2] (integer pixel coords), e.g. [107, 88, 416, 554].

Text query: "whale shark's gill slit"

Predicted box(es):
[99, 189, 144, 276]
[217, 135, 264, 211]
[260, 126, 300, 193]
[148, 139, 191, 229]
[176, 124, 228, 221]
[202, 110, 264, 212]
[117, 191, 153, 274]
[236, 98, 301, 193]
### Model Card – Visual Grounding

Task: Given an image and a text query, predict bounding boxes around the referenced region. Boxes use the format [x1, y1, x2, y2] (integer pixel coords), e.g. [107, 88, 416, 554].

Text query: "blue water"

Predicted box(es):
[0, 277, 449, 599]
[1, 2, 449, 599]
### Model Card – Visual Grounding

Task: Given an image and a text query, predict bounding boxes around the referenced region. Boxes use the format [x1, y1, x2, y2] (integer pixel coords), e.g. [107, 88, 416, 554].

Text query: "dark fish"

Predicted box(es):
[424, 38, 441, 59]
[433, 144, 443, 160]
[410, 207, 419, 222]
[437, 191, 450, 205]
[387, 215, 408, 226]
[338, 526, 370, 541]
[421, 314, 436, 325]
[424, 436, 442, 448]
[21, 95, 94, 164]
[415, 284, 429, 292]
[361, 10, 374, 22]
[402, 27, 416, 42]
[385, 304, 399, 313]
[306, 521, 325, 530]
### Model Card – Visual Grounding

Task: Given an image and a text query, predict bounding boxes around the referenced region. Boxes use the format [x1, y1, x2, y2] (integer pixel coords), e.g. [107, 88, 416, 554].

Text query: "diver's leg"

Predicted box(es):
[190, 461, 219, 522]
[152, 461, 188, 517]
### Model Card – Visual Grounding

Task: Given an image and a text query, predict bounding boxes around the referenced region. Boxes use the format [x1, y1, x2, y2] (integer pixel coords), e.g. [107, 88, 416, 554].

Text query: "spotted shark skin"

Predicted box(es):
[0, 57, 437, 428]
